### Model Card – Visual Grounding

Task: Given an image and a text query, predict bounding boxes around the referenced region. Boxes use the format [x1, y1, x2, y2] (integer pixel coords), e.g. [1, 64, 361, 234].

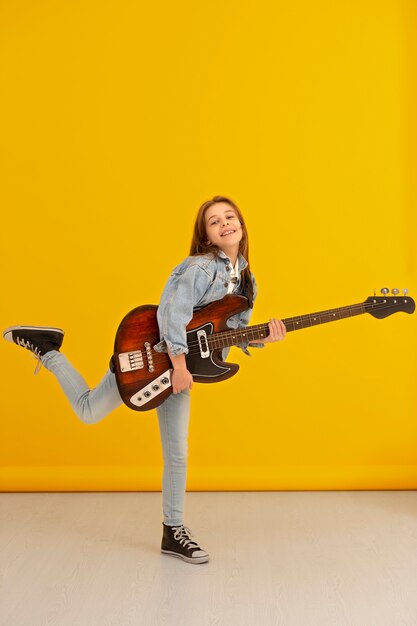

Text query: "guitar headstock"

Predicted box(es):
[365, 288, 415, 319]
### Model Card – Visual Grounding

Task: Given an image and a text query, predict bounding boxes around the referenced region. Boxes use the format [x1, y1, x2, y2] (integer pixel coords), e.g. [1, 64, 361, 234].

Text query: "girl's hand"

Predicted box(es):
[171, 367, 193, 394]
[259, 318, 286, 343]
[168, 351, 193, 393]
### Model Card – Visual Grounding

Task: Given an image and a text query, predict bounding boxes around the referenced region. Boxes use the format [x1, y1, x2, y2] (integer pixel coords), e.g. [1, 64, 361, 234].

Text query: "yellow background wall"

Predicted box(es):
[0, 0, 416, 491]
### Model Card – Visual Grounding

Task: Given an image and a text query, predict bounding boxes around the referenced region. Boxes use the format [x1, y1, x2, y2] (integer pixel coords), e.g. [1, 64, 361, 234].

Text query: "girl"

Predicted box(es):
[3, 195, 286, 565]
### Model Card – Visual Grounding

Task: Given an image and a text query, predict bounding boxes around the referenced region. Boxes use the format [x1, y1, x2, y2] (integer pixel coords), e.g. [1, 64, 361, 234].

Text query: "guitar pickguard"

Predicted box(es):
[185, 323, 232, 378]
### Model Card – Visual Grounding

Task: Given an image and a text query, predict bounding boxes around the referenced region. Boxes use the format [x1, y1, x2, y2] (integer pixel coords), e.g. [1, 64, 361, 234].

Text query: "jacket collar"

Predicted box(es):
[217, 249, 248, 272]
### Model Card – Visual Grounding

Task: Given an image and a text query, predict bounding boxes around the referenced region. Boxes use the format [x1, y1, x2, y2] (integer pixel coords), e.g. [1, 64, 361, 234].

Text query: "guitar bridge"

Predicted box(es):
[118, 350, 144, 372]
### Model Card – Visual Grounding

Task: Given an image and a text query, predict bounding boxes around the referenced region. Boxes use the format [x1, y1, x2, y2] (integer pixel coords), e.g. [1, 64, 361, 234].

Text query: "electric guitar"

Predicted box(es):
[112, 289, 415, 411]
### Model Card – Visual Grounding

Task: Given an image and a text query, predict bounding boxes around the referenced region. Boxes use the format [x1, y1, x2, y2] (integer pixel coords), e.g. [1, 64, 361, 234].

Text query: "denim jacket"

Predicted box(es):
[154, 250, 264, 357]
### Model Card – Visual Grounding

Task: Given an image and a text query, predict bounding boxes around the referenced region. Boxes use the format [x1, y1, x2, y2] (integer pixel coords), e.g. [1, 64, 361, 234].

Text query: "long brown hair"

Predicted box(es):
[189, 195, 254, 306]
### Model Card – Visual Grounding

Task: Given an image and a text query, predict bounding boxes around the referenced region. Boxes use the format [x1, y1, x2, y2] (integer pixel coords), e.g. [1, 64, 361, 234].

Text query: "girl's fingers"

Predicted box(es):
[268, 318, 286, 341]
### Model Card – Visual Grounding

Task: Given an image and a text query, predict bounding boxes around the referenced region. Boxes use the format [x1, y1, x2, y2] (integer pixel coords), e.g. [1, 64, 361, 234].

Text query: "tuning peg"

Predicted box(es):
[391, 288, 399, 295]
[381, 288, 389, 295]
[403, 288, 409, 296]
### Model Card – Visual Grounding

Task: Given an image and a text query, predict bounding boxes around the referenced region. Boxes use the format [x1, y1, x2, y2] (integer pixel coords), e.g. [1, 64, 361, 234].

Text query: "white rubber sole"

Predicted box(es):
[161, 549, 209, 564]
[3, 325, 65, 340]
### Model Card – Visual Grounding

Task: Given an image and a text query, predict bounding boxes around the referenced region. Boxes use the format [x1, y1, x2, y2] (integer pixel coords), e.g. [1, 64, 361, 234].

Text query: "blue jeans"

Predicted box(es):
[42, 351, 190, 526]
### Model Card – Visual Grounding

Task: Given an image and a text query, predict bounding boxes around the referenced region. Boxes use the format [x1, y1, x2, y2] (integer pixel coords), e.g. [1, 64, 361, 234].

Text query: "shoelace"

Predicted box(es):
[172, 526, 200, 550]
[16, 337, 44, 375]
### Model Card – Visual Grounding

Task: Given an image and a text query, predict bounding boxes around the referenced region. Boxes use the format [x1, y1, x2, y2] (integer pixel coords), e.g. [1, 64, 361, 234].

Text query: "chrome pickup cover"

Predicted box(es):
[197, 329, 210, 358]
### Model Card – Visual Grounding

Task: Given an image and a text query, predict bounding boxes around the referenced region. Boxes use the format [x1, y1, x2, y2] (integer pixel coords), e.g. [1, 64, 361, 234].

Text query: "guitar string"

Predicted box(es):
[157, 300, 405, 352]
[153, 300, 410, 360]
[126, 300, 411, 365]
[180, 300, 409, 346]
[117, 300, 411, 369]
[173, 301, 396, 350]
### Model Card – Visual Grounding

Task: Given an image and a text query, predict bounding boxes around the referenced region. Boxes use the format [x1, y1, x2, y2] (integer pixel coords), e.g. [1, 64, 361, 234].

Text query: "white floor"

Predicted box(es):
[1, 491, 417, 626]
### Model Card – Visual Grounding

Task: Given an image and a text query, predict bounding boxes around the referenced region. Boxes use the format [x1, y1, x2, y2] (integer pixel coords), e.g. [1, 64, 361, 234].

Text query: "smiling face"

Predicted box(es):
[204, 202, 243, 258]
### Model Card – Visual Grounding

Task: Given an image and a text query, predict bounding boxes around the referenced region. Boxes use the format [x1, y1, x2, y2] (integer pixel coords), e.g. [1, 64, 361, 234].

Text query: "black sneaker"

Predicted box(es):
[3, 325, 64, 373]
[161, 523, 209, 564]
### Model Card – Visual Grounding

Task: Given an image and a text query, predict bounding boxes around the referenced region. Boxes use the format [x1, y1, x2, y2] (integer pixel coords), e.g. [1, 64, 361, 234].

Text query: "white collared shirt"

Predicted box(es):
[227, 257, 240, 294]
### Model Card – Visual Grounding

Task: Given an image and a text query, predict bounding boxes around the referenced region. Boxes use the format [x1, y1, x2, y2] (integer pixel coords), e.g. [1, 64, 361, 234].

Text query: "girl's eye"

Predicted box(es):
[209, 215, 235, 225]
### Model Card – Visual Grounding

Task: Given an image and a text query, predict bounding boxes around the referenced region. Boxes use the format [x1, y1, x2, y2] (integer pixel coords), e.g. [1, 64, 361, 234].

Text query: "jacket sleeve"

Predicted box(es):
[154, 263, 212, 356]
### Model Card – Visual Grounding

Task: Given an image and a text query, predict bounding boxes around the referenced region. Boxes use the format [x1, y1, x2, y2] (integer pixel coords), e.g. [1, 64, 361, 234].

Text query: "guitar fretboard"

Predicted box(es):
[207, 302, 367, 349]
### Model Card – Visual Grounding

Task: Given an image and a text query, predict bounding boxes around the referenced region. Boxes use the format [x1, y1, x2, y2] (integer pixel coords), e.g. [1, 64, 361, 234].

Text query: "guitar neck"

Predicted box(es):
[209, 302, 367, 349]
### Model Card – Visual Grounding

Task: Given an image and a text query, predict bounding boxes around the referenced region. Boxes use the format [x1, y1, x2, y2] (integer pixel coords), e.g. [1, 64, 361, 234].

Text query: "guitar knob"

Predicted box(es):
[391, 288, 399, 295]
[381, 288, 389, 295]
[403, 288, 409, 296]
[161, 377, 169, 385]
[152, 384, 160, 391]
